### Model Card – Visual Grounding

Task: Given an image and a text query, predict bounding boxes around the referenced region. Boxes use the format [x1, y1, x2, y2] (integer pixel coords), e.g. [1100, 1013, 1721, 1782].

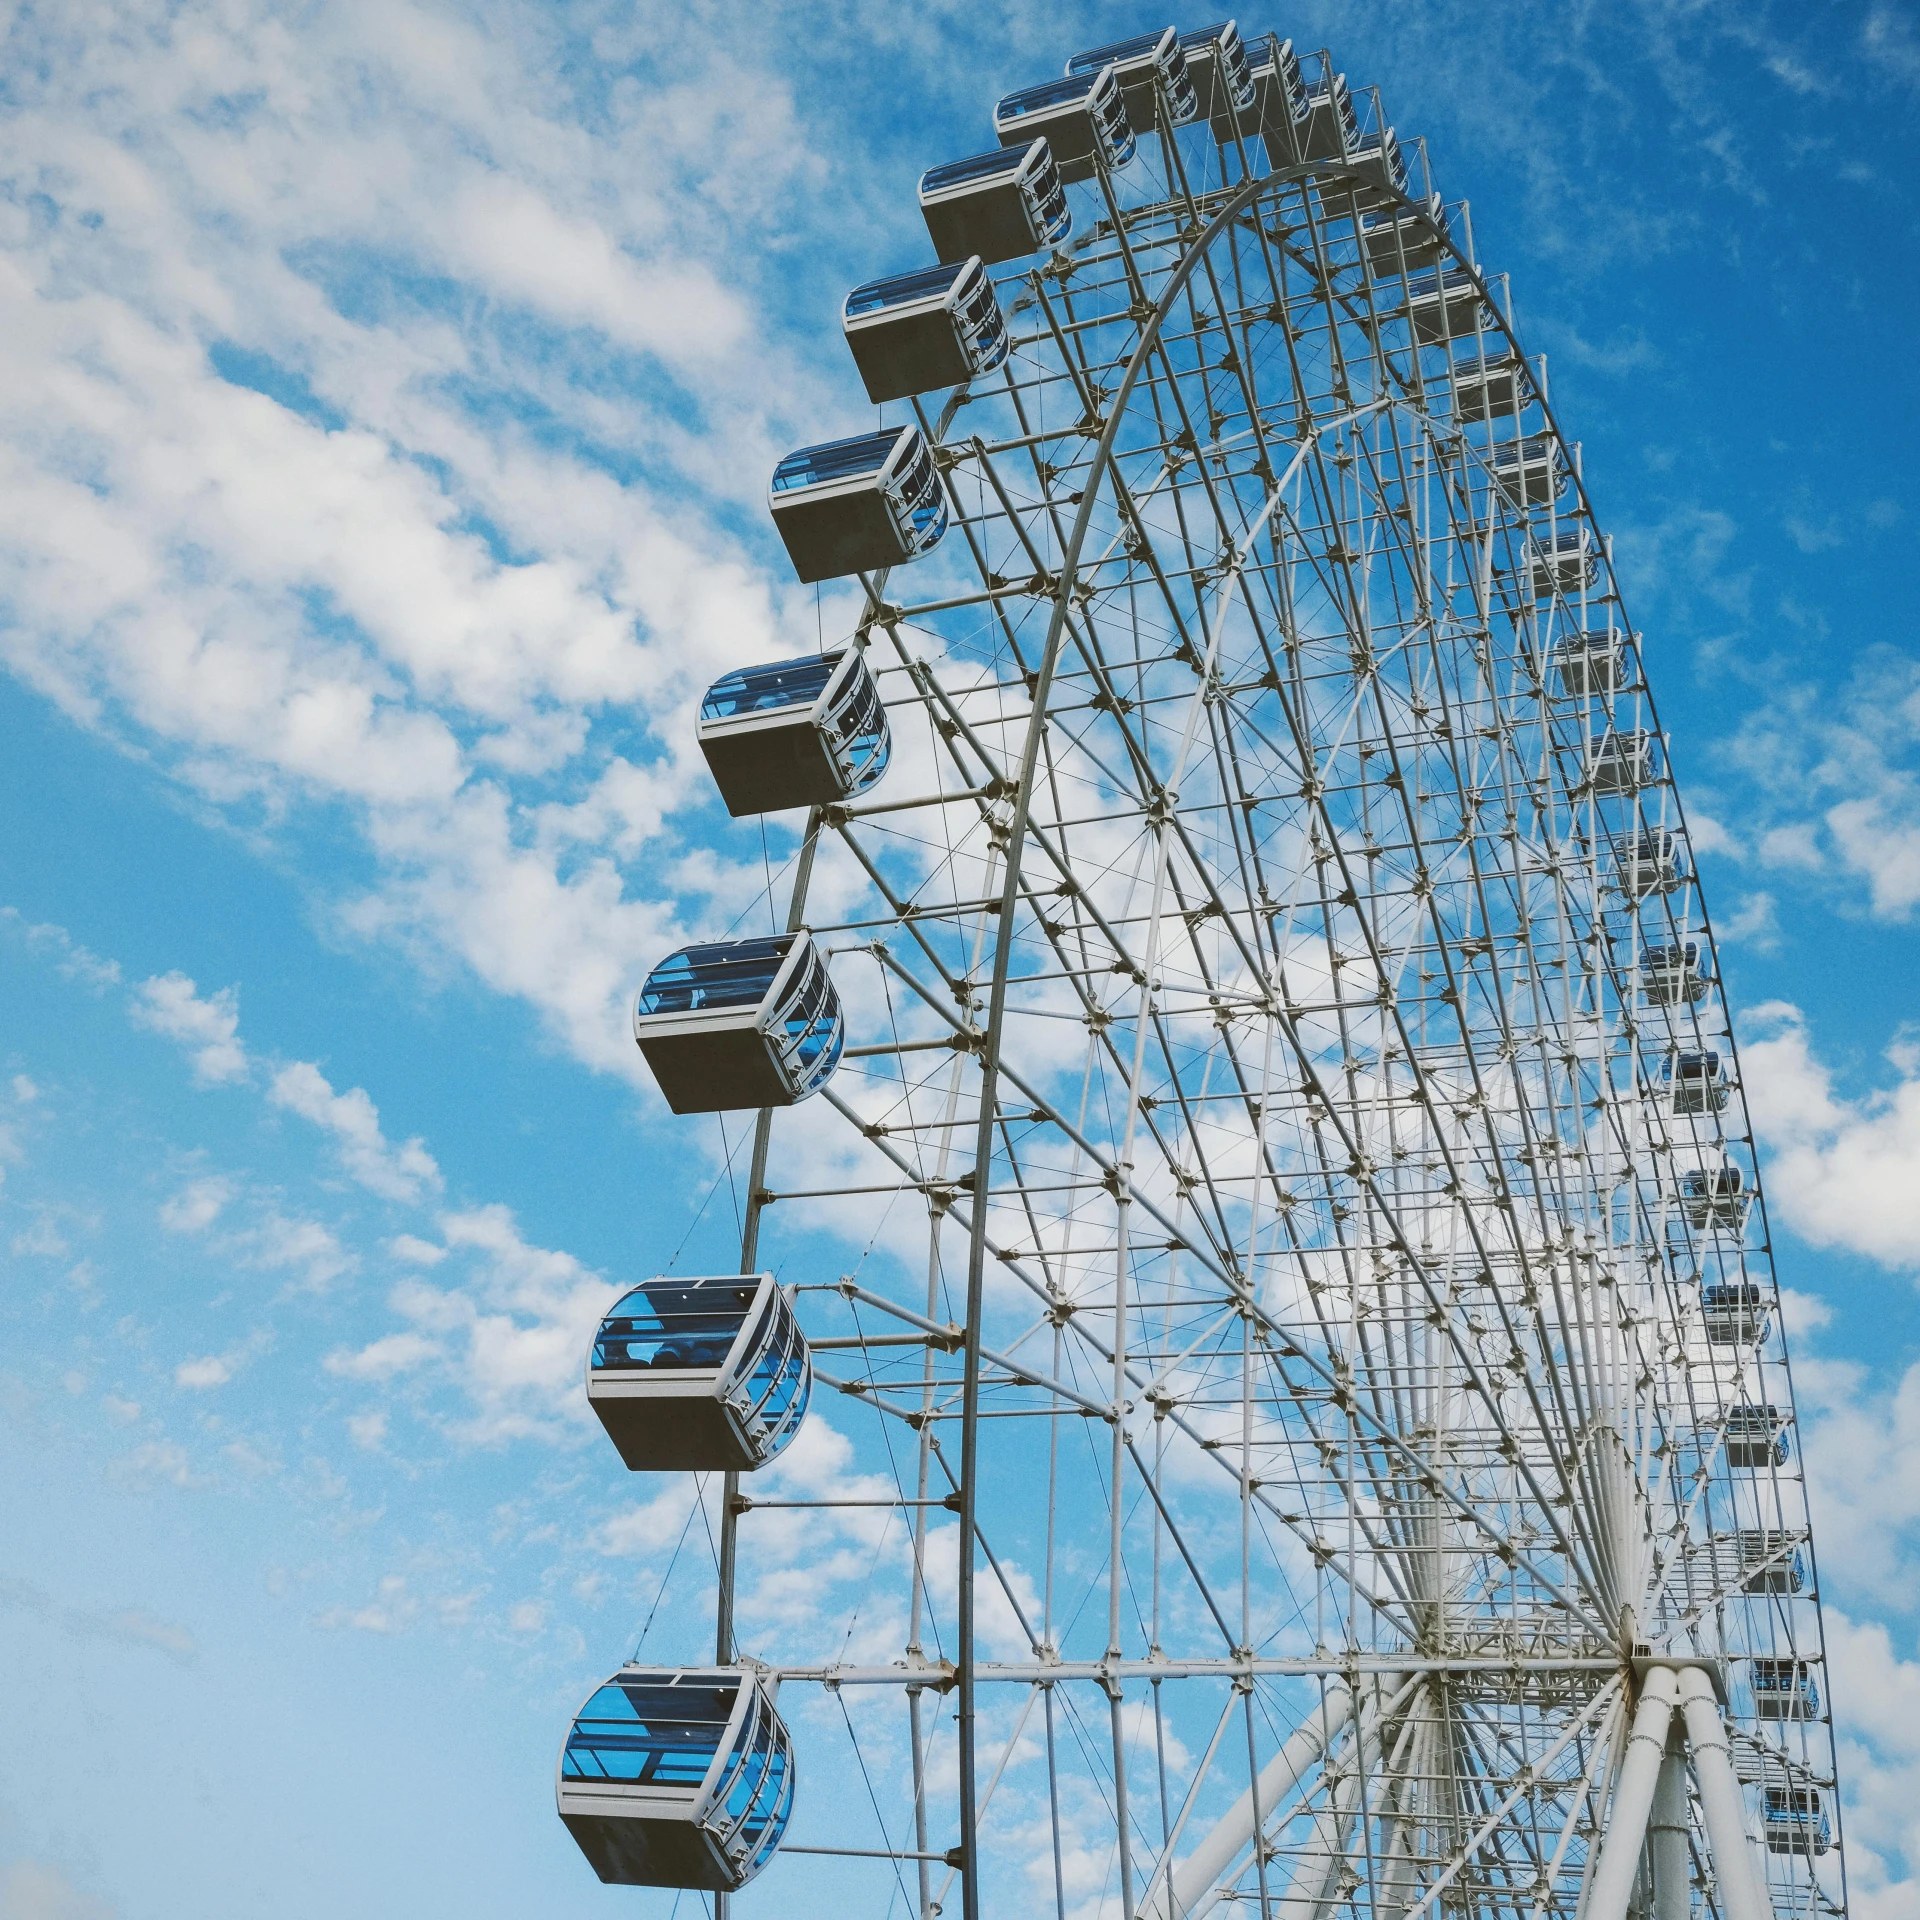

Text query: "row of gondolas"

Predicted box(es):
[551, 21, 1800, 1894]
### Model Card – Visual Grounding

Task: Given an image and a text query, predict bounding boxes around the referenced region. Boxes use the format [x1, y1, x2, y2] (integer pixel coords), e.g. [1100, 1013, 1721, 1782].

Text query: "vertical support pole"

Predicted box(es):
[954, 170, 1299, 1920]
[714, 812, 822, 1920]
[1585, 1665, 1679, 1920]
[1676, 1667, 1770, 1920]
[1648, 1723, 1690, 1920]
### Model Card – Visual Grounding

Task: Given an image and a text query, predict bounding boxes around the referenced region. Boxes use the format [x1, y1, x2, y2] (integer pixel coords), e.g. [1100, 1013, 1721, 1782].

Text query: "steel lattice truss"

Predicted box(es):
[674, 39, 1843, 1920]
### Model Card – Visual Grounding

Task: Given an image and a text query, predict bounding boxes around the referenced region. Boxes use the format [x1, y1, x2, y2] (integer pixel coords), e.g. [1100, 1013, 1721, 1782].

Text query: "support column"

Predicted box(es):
[1585, 1665, 1681, 1920]
[1648, 1723, 1690, 1920]
[1141, 1681, 1354, 1920]
[1676, 1666, 1770, 1920]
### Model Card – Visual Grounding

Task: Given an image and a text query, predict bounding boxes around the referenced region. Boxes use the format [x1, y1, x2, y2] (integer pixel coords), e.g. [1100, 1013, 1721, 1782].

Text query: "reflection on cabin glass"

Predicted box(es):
[1556, 628, 1624, 698]
[768, 426, 947, 585]
[1642, 939, 1710, 1006]
[1681, 1161, 1749, 1232]
[588, 1274, 811, 1472]
[1752, 1657, 1820, 1722]
[1339, 127, 1405, 213]
[1492, 432, 1568, 506]
[1400, 266, 1483, 345]
[1663, 1048, 1730, 1115]
[919, 141, 1070, 266]
[1534, 529, 1598, 600]
[1618, 827, 1683, 898]
[1701, 1282, 1770, 1347]
[1451, 352, 1532, 422]
[1178, 22, 1254, 120]
[698, 648, 890, 818]
[1300, 65, 1357, 161]
[1066, 28, 1198, 129]
[1584, 727, 1652, 794]
[1362, 198, 1447, 276]
[1763, 1786, 1831, 1855]
[633, 933, 844, 1115]
[1229, 34, 1308, 164]
[558, 1667, 794, 1889]
[1723, 1402, 1788, 1469]
[843, 258, 1008, 404]
[1734, 1530, 1805, 1594]
[995, 66, 1133, 183]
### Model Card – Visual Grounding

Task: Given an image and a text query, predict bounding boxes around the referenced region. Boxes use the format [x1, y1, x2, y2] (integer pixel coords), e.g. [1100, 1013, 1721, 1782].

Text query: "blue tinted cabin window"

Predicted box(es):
[595, 1281, 760, 1371]
[638, 936, 792, 1017]
[701, 655, 839, 723]
[772, 432, 902, 493]
[1067, 32, 1171, 72]
[921, 147, 1028, 192]
[845, 261, 970, 319]
[1000, 74, 1103, 115]
[563, 1677, 738, 1787]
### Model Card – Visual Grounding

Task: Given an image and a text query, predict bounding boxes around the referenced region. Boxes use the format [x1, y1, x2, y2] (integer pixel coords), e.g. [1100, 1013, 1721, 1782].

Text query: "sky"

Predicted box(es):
[1, 1, 1918, 1916]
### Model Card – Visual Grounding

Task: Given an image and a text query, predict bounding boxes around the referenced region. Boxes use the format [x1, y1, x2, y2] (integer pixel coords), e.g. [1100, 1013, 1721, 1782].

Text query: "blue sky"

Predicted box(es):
[2, 2, 1919, 1916]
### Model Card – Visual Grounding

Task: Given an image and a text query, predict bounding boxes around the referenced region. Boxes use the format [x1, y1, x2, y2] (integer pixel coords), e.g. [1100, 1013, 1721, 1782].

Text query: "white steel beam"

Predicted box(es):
[1583, 1664, 1680, 1920]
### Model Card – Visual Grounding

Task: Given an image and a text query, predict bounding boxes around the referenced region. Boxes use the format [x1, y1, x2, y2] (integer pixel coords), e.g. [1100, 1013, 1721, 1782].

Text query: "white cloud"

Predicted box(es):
[129, 973, 249, 1085]
[507, 1599, 546, 1633]
[324, 1331, 440, 1381]
[1742, 1003, 1920, 1268]
[347, 1409, 388, 1449]
[13, 1074, 39, 1101]
[113, 1441, 195, 1488]
[268, 1059, 440, 1202]
[248, 1211, 355, 1290]
[172, 1356, 232, 1390]
[1713, 648, 1920, 922]
[0, 1861, 118, 1920]
[159, 1175, 233, 1233]
[317, 1574, 417, 1635]
[1823, 1608, 1920, 1916]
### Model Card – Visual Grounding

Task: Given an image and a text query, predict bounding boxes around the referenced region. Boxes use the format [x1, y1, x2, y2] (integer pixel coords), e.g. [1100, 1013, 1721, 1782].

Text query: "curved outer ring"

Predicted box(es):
[937, 142, 1835, 1912]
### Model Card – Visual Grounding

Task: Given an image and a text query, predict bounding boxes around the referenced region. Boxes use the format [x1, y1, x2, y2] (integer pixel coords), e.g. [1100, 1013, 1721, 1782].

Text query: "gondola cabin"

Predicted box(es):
[1339, 128, 1405, 213]
[1751, 1658, 1820, 1722]
[1227, 34, 1309, 164]
[1736, 1530, 1806, 1594]
[1404, 267, 1483, 345]
[1178, 22, 1255, 123]
[1534, 529, 1598, 600]
[1452, 354, 1532, 421]
[768, 426, 947, 585]
[1682, 1162, 1750, 1232]
[1300, 68, 1357, 160]
[1556, 629, 1624, 697]
[1723, 1402, 1789, 1469]
[919, 142, 1069, 267]
[633, 933, 844, 1114]
[1642, 940, 1711, 1007]
[698, 647, 891, 817]
[1664, 1048, 1730, 1115]
[1763, 1787, 1831, 1855]
[588, 1274, 811, 1472]
[1491, 432, 1567, 506]
[1585, 727, 1652, 794]
[843, 258, 1008, 404]
[1362, 199, 1448, 276]
[558, 1667, 794, 1889]
[1702, 1282, 1770, 1347]
[1618, 828, 1684, 899]
[995, 67, 1133, 183]
[1065, 28, 1197, 131]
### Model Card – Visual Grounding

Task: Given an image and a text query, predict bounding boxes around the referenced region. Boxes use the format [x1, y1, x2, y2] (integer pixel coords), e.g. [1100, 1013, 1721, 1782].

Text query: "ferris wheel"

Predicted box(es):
[555, 24, 1846, 1920]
